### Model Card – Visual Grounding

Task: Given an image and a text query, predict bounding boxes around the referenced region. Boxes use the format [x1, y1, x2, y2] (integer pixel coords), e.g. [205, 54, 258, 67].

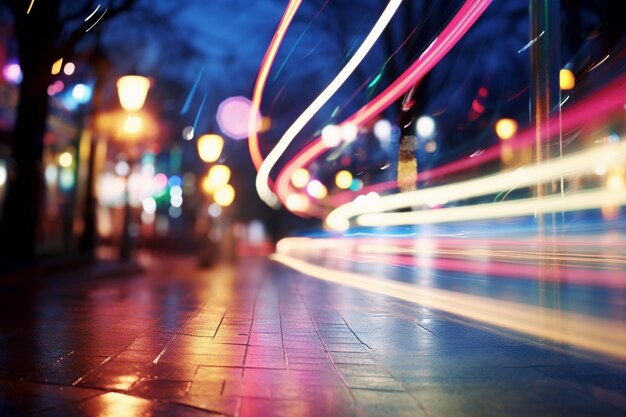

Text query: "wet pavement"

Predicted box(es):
[1, 254, 625, 416]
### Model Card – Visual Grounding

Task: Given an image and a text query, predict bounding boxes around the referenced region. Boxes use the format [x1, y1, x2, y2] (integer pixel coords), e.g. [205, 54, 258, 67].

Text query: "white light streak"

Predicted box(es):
[255, 0, 404, 207]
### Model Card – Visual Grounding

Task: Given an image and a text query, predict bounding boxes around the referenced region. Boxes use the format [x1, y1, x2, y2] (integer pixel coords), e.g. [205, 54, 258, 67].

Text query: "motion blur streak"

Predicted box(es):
[248, 0, 302, 171]
[329, 73, 626, 206]
[326, 141, 626, 229]
[274, 0, 492, 209]
[256, 0, 404, 207]
[357, 188, 626, 227]
[271, 253, 626, 359]
[277, 236, 626, 288]
[334, 252, 626, 289]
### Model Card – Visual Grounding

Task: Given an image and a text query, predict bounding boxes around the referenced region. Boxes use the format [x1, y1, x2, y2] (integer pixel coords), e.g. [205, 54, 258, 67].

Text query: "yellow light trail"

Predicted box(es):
[326, 141, 626, 230]
[271, 253, 626, 359]
[359, 187, 626, 227]
[26, 0, 35, 14]
[256, 0, 404, 207]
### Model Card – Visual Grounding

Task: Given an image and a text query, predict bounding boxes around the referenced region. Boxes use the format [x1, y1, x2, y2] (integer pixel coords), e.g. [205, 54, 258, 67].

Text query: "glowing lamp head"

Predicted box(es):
[116, 75, 151, 112]
[214, 184, 235, 207]
[197, 134, 224, 162]
[495, 118, 518, 140]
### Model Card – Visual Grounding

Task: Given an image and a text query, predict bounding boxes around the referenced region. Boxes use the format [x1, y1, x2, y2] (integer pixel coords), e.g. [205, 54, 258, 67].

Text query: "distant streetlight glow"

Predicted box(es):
[197, 134, 224, 162]
[117, 75, 151, 112]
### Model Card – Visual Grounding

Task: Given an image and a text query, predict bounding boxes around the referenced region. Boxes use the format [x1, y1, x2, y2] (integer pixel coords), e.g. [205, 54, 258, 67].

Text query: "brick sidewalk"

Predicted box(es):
[1, 256, 624, 416]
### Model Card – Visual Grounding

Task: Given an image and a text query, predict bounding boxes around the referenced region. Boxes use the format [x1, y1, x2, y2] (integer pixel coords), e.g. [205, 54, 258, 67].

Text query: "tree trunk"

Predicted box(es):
[0, 0, 60, 268]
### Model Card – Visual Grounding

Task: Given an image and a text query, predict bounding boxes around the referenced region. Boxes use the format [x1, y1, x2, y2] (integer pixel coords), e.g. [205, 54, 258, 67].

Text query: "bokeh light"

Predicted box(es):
[2, 63, 22, 84]
[51, 58, 63, 75]
[58, 152, 73, 168]
[197, 134, 224, 162]
[341, 123, 358, 142]
[208, 203, 222, 218]
[285, 193, 309, 212]
[214, 184, 235, 206]
[63, 62, 75, 75]
[291, 168, 310, 189]
[560, 69, 575, 90]
[72, 83, 92, 104]
[321, 124, 342, 147]
[217, 96, 260, 140]
[373, 119, 392, 141]
[306, 180, 327, 199]
[335, 170, 353, 189]
[182, 126, 194, 141]
[416, 116, 435, 138]
[495, 118, 518, 140]
[202, 164, 231, 194]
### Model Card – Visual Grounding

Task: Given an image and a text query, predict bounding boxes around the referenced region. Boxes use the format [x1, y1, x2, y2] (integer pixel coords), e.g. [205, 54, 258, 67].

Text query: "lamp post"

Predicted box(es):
[116, 74, 151, 261]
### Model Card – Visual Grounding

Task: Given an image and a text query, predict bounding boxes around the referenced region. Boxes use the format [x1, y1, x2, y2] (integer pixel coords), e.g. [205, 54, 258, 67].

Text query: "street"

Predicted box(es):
[1, 252, 625, 417]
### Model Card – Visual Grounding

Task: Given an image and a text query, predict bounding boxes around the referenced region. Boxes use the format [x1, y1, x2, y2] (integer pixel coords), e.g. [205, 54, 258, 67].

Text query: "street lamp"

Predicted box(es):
[116, 74, 151, 261]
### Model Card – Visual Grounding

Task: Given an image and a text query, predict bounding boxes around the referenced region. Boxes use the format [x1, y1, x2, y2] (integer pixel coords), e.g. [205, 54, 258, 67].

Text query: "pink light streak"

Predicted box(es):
[275, 0, 493, 212]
